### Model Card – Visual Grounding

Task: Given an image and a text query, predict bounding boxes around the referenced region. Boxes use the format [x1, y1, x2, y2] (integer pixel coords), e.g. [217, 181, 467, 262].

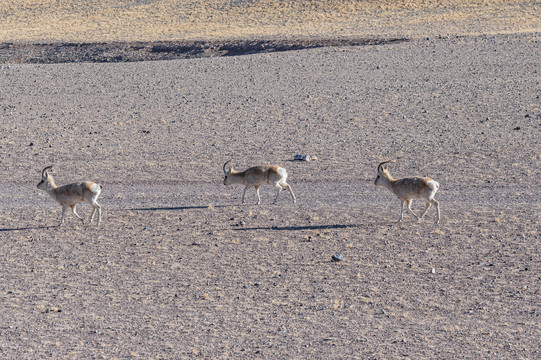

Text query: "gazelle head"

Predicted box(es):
[374, 160, 395, 186]
[223, 160, 235, 185]
[37, 165, 55, 191]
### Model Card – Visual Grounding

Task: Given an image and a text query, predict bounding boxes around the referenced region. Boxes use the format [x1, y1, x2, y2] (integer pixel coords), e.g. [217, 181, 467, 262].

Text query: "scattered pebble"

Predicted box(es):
[45, 307, 62, 313]
[331, 254, 344, 262]
[294, 154, 317, 162]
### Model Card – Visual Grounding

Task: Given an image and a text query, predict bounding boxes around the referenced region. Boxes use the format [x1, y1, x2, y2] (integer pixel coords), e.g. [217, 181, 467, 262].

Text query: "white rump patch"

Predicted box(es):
[277, 167, 288, 180]
[426, 180, 440, 191]
[90, 183, 102, 193]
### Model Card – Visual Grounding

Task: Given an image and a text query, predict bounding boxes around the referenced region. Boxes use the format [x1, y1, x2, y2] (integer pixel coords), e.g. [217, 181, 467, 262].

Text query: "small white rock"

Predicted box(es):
[293, 154, 313, 162]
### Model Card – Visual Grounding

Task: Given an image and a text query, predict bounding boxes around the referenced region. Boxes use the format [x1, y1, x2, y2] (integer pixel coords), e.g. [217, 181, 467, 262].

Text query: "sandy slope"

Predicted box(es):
[1, 0, 540, 42]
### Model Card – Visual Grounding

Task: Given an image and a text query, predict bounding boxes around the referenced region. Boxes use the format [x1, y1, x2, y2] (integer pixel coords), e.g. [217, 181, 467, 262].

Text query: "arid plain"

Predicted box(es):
[1, 1, 540, 359]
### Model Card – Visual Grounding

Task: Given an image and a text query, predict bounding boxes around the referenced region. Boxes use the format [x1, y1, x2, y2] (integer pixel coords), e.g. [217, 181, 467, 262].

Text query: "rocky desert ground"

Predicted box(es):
[0, 1, 540, 359]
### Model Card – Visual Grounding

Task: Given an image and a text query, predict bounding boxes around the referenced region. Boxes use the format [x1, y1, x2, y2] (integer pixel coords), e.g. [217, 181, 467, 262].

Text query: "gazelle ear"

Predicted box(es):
[41, 165, 54, 178]
[377, 160, 394, 173]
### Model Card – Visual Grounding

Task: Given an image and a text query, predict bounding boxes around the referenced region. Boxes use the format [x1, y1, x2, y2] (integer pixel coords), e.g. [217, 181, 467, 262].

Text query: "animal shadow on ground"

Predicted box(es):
[0, 225, 50, 232]
[127, 205, 228, 211]
[232, 224, 358, 231]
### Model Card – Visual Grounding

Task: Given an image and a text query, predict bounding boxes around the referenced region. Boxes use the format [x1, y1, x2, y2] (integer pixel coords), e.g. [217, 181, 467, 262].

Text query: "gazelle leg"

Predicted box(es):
[96, 202, 102, 225]
[431, 198, 440, 224]
[273, 183, 282, 204]
[241, 186, 249, 204]
[59, 206, 67, 226]
[255, 186, 261, 205]
[280, 182, 296, 203]
[419, 200, 432, 220]
[90, 201, 102, 225]
[406, 200, 421, 221]
[71, 204, 84, 224]
[90, 207, 96, 223]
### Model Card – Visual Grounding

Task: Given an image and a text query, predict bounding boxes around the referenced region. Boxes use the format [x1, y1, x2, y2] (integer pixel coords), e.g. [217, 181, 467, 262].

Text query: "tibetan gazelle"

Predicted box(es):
[223, 160, 296, 205]
[37, 165, 103, 226]
[374, 160, 440, 223]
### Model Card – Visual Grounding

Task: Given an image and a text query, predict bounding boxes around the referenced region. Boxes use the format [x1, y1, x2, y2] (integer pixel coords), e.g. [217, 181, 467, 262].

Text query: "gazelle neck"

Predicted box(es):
[382, 172, 397, 188]
[47, 177, 58, 190]
[229, 171, 246, 184]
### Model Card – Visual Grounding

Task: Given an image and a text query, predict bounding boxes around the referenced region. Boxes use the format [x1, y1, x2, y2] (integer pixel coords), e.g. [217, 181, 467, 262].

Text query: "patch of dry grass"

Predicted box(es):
[1, 0, 540, 43]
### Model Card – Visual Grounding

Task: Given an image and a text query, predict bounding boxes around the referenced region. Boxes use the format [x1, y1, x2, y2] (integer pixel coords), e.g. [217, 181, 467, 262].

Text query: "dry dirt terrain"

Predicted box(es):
[1, 1, 540, 359]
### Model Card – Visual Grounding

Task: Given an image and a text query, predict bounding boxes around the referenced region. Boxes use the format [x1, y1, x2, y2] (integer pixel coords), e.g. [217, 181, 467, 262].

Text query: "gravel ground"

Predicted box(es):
[0, 33, 540, 358]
